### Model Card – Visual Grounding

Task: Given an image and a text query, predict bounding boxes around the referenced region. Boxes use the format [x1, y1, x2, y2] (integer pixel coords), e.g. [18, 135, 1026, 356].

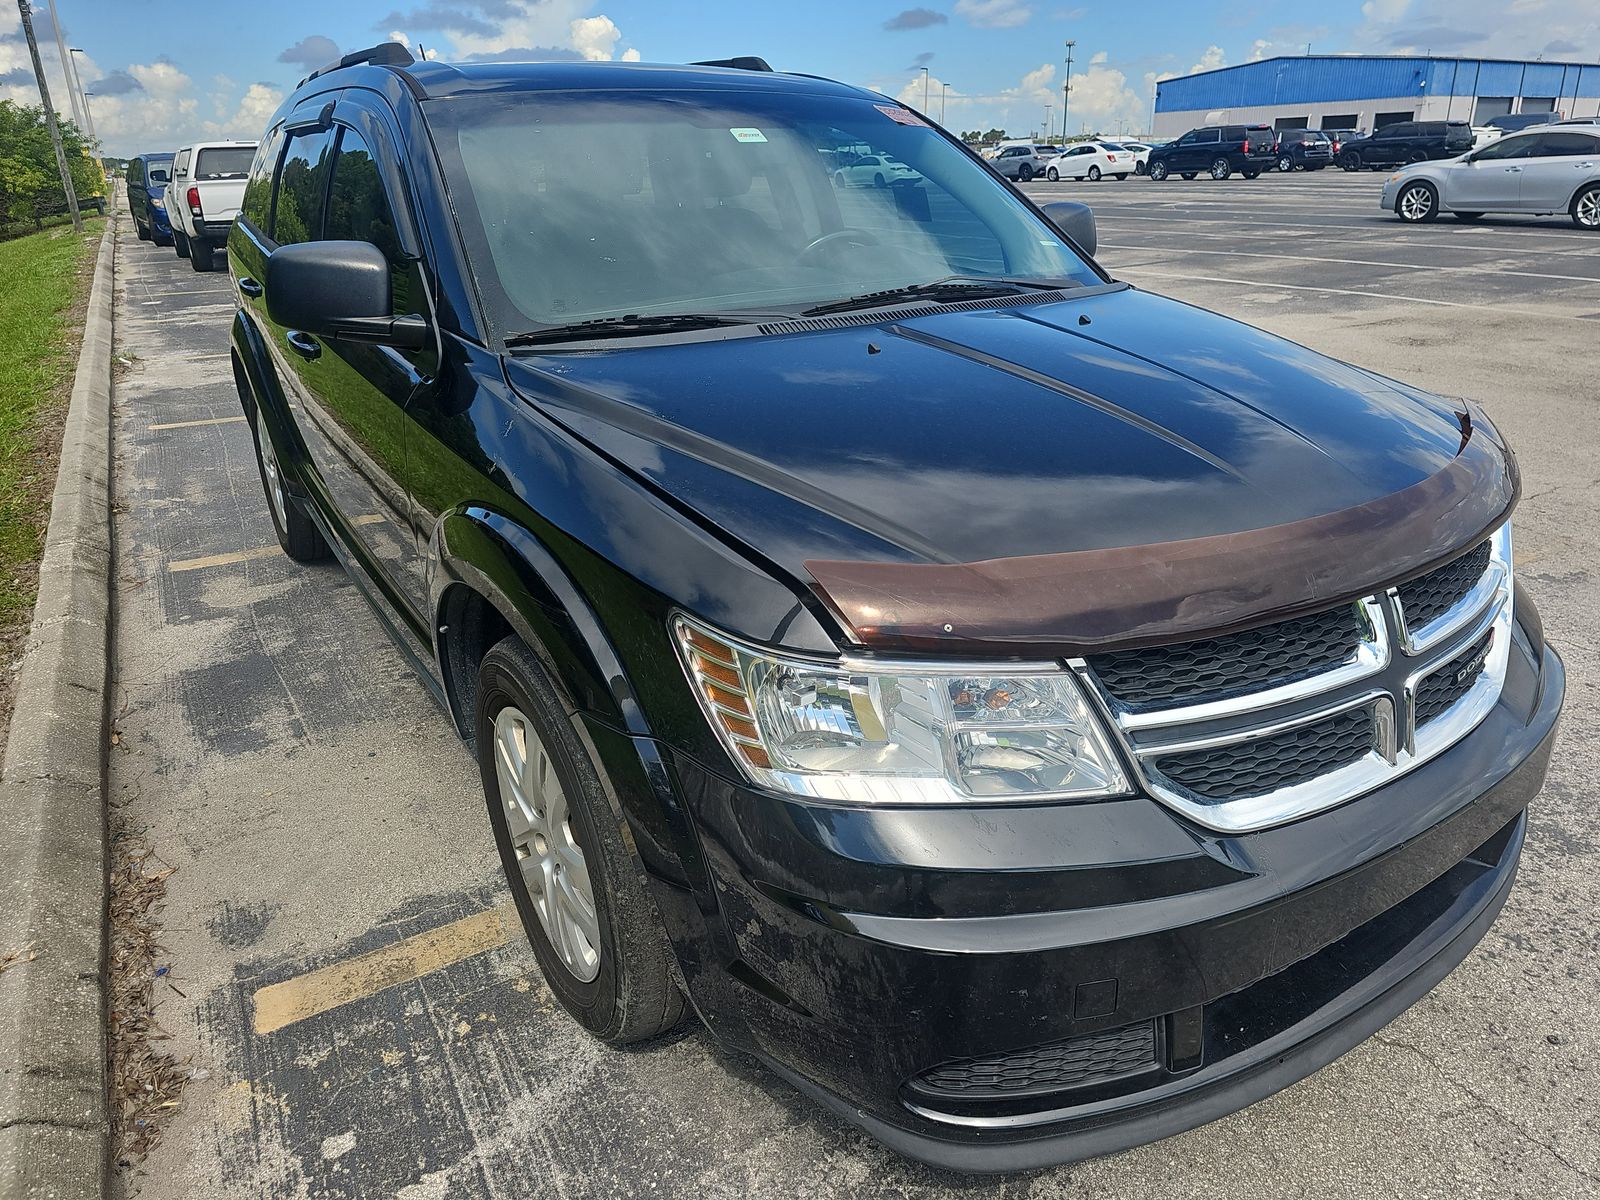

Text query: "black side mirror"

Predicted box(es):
[266, 240, 429, 350]
[1040, 200, 1098, 258]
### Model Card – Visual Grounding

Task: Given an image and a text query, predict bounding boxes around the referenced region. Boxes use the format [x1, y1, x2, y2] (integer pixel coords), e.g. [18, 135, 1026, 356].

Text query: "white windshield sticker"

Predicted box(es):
[729, 127, 768, 143]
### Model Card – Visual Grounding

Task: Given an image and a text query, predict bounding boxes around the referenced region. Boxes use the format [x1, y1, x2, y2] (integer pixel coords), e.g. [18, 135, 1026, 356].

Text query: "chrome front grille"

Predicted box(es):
[1077, 525, 1513, 833]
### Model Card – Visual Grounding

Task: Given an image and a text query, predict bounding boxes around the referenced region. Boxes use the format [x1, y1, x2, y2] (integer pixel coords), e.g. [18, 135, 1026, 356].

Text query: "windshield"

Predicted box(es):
[426, 89, 1101, 340]
[195, 146, 255, 180]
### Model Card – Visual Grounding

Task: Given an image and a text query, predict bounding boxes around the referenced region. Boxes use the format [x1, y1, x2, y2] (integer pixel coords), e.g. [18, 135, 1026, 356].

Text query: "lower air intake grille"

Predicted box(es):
[910, 1021, 1159, 1101]
[1087, 604, 1362, 712]
[1414, 630, 1494, 727]
[1154, 706, 1375, 801]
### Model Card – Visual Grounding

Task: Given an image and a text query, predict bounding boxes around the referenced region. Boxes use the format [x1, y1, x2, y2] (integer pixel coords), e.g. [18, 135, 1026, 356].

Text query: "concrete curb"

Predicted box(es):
[0, 211, 118, 1199]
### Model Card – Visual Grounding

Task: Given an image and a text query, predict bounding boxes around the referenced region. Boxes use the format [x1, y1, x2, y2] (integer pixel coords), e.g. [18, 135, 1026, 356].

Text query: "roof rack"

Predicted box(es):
[300, 41, 416, 88]
[692, 57, 773, 72]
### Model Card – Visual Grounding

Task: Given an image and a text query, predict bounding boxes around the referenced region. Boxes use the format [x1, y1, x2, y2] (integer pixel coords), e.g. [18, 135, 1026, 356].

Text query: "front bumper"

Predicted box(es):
[662, 617, 1562, 1171]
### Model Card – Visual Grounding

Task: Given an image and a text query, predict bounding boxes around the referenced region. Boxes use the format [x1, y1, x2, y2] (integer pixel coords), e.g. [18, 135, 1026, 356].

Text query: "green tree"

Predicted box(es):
[0, 100, 99, 232]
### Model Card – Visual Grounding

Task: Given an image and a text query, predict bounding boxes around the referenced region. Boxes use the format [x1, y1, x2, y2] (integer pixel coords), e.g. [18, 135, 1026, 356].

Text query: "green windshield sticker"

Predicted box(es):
[729, 128, 768, 143]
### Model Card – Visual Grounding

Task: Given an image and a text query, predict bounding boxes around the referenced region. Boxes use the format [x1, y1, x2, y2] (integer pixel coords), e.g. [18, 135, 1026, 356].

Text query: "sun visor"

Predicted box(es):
[804, 421, 1517, 657]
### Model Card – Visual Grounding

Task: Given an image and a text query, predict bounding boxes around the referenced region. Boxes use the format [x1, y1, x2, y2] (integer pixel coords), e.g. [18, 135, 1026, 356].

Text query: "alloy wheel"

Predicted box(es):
[1398, 183, 1436, 222]
[493, 705, 601, 982]
[1149, 161, 1167, 180]
[1278, 157, 1293, 171]
[253, 414, 288, 530]
[1087, 165, 1101, 181]
[1210, 158, 1231, 180]
[1576, 187, 1600, 229]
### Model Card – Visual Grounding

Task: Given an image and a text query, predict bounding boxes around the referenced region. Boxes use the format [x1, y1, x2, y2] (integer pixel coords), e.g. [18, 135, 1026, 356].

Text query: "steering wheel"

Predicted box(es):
[797, 228, 881, 266]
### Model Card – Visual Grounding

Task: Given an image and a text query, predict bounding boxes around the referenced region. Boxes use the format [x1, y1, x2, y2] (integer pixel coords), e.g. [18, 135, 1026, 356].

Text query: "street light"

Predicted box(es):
[1063, 40, 1075, 143]
[941, 82, 949, 124]
[920, 65, 930, 112]
[68, 47, 96, 148]
[1044, 103, 1053, 143]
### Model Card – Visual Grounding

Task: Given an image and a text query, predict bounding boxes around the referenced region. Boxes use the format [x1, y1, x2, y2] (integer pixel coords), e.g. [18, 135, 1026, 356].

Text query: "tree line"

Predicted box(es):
[0, 100, 105, 236]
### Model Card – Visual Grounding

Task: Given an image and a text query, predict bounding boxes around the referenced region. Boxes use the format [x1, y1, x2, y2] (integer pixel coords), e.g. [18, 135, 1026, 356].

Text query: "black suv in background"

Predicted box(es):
[227, 44, 1562, 1172]
[1340, 120, 1473, 170]
[1273, 129, 1334, 171]
[1147, 124, 1278, 180]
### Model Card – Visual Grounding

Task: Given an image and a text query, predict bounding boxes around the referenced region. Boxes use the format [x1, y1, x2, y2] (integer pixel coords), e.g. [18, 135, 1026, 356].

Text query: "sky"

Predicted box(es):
[3, 0, 1598, 156]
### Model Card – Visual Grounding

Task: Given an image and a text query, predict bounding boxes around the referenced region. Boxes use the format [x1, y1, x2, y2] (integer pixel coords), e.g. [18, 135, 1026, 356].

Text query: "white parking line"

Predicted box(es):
[147, 416, 247, 431]
[1091, 209, 1600, 243]
[1116, 266, 1593, 321]
[167, 545, 281, 573]
[1100, 243, 1600, 285]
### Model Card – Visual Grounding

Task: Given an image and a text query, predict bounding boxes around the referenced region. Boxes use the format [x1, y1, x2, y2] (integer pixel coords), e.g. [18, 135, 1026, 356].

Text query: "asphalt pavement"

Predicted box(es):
[110, 169, 1599, 1199]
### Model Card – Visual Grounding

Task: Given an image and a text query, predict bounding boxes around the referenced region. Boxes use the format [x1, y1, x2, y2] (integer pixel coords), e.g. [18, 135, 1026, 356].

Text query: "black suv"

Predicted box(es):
[1273, 129, 1334, 171]
[228, 45, 1562, 1172]
[1340, 120, 1473, 170]
[1147, 124, 1278, 180]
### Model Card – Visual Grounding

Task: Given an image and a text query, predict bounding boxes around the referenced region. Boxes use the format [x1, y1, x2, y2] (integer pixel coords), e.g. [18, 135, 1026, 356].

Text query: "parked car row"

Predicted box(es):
[124, 139, 257, 271]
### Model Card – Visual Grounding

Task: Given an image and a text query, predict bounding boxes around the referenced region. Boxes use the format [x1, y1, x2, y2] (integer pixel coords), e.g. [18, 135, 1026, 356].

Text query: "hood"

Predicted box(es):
[504, 287, 1514, 653]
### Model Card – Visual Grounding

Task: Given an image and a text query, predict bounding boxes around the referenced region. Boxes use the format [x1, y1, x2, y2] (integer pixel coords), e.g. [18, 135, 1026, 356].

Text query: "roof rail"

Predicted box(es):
[300, 41, 416, 88]
[692, 57, 773, 72]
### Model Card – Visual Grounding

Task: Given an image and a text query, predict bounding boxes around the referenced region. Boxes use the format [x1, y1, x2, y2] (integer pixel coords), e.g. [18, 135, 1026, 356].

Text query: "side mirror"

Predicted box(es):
[265, 240, 429, 350]
[1040, 200, 1098, 258]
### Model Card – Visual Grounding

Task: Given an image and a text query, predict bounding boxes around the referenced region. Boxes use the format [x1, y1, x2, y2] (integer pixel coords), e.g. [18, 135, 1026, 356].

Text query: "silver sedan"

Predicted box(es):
[1380, 126, 1600, 229]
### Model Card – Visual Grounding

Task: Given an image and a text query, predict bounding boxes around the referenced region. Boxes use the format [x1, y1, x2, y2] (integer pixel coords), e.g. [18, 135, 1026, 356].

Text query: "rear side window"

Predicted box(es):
[272, 128, 336, 245]
[1532, 132, 1600, 157]
[196, 146, 255, 180]
[240, 128, 283, 231]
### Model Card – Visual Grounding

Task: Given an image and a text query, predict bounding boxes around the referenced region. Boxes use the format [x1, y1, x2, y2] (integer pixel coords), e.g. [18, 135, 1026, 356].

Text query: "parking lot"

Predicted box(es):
[111, 168, 1598, 1199]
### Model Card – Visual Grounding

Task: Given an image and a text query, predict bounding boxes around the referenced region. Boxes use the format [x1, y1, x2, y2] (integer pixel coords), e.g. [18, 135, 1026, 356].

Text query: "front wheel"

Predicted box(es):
[1277, 156, 1293, 172]
[1134, 161, 1146, 175]
[1396, 180, 1439, 223]
[475, 636, 686, 1044]
[1453, 211, 1485, 222]
[1209, 157, 1232, 180]
[1242, 170, 1261, 179]
[248, 404, 329, 562]
[1148, 160, 1169, 181]
[1018, 164, 1033, 182]
[1047, 166, 1059, 181]
[135, 219, 151, 241]
[873, 172, 885, 188]
[1574, 184, 1600, 230]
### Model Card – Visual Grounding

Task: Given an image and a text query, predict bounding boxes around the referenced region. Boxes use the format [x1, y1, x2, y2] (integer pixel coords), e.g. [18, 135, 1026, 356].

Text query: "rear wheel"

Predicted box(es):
[1018, 163, 1033, 181]
[188, 239, 214, 272]
[475, 636, 686, 1044]
[1396, 180, 1439, 223]
[1572, 184, 1600, 230]
[1134, 161, 1146, 175]
[1340, 151, 1362, 171]
[174, 230, 190, 259]
[1209, 157, 1232, 180]
[1087, 165, 1101, 181]
[1406, 150, 1428, 164]
[1148, 160, 1169, 181]
[248, 402, 329, 562]
[1277, 156, 1293, 172]
[873, 172, 885, 188]
[1242, 170, 1261, 180]
[1453, 211, 1485, 222]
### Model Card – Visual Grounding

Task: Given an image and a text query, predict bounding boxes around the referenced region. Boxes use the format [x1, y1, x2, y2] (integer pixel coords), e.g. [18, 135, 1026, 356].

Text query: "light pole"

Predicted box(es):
[15, 0, 83, 232]
[68, 46, 95, 148]
[42, 0, 83, 129]
[1044, 103, 1053, 143]
[1063, 40, 1075, 143]
[921, 65, 930, 113]
[941, 82, 949, 124]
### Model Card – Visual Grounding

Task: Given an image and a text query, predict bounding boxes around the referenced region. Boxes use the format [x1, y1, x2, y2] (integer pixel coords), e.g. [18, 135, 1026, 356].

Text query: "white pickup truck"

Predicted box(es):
[163, 140, 256, 273]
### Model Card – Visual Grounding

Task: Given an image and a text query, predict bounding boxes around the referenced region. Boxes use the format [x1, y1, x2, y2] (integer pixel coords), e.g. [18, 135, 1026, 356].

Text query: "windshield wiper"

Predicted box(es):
[504, 312, 763, 348]
[799, 276, 1075, 319]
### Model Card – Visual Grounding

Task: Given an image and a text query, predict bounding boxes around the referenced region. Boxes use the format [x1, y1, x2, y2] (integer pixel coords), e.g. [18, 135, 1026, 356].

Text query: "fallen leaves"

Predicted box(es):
[0, 945, 39, 976]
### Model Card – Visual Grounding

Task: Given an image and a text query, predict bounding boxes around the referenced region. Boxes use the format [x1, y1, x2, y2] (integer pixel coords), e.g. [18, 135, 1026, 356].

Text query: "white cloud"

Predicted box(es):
[445, 1, 637, 61]
[954, 0, 1033, 29]
[569, 15, 621, 61]
[898, 55, 1150, 139]
[1089, 51, 1108, 65]
[620, 47, 641, 62]
[1356, 0, 1596, 57]
[1190, 45, 1226, 73]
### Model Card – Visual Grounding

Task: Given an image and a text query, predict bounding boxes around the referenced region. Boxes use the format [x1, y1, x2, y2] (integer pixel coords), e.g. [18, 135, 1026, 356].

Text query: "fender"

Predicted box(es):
[230, 309, 310, 499]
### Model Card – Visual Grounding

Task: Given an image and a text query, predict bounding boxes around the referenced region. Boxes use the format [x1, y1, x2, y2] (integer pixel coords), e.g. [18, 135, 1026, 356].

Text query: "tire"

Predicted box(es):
[1242, 170, 1261, 180]
[1115, 173, 1128, 180]
[1087, 165, 1101, 181]
[1572, 184, 1600, 231]
[1181, 172, 1197, 180]
[475, 636, 686, 1044]
[188, 239, 214, 272]
[247, 400, 330, 562]
[1134, 161, 1146, 175]
[873, 172, 885, 188]
[1407, 150, 1427, 164]
[1396, 180, 1439, 223]
[174, 230, 190, 259]
[1340, 151, 1362, 171]
[1209, 157, 1232, 180]
[1047, 166, 1059, 181]
[1277, 156, 1293, 172]
[1453, 211, 1485, 222]
[1018, 164, 1033, 182]
[135, 218, 151, 242]
[1148, 160, 1169, 181]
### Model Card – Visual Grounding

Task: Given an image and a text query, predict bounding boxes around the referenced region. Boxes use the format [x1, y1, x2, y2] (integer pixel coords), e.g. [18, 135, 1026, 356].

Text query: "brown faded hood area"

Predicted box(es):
[805, 413, 1517, 656]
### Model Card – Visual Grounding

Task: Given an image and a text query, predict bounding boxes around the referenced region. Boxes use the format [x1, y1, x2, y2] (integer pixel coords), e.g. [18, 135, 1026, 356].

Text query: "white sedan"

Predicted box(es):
[833, 154, 919, 188]
[1046, 142, 1139, 181]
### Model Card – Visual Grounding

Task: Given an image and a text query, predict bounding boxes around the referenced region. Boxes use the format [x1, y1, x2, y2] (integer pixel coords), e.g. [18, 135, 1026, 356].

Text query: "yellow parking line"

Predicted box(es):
[147, 416, 247, 431]
[351, 514, 384, 526]
[167, 545, 281, 573]
[252, 904, 520, 1035]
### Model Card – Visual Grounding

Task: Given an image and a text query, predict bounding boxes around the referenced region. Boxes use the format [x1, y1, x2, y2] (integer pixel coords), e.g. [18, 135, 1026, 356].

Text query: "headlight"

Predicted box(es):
[674, 615, 1129, 804]
[1387, 172, 1403, 182]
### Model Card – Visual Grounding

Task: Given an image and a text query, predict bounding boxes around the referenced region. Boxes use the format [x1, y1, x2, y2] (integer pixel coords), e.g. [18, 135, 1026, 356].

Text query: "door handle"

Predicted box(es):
[285, 330, 321, 361]
[1505, 166, 1522, 172]
[238, 277, 262, 297]
[1579, 163, 1595, 169]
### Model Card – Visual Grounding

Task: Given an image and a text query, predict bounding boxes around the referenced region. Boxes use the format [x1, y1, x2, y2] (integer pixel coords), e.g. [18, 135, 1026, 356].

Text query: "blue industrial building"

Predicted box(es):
[1153, 55, 1600, 137]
